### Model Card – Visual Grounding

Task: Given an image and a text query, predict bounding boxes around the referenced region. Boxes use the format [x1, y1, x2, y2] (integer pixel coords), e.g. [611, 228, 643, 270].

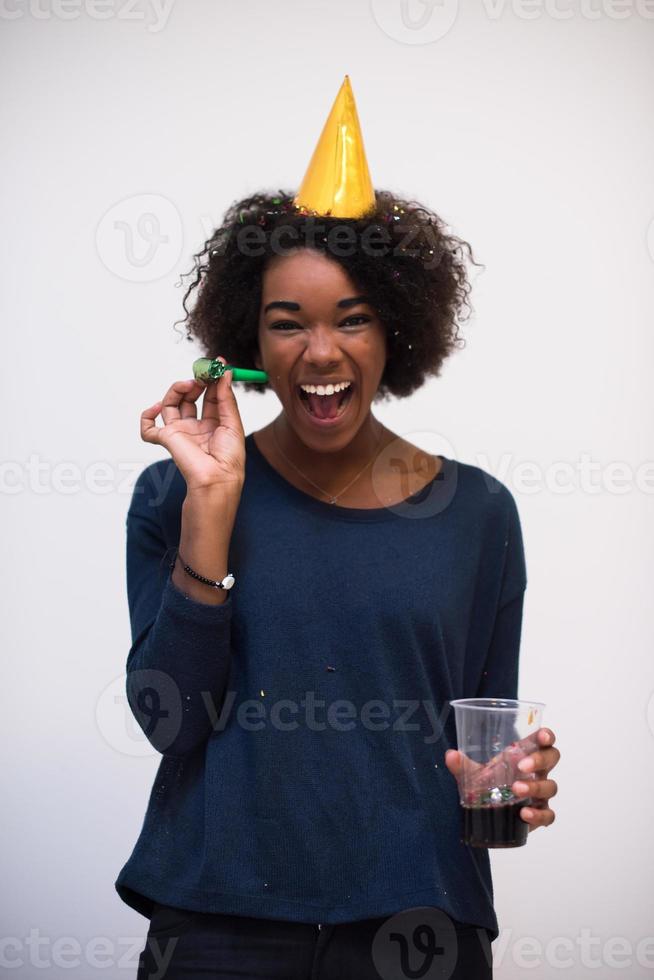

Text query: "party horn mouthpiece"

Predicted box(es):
[193, 358, 268, 384]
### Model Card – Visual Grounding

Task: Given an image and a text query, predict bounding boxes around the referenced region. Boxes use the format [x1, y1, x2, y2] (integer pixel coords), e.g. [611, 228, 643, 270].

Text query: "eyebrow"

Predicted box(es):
[263, 296, 372, 314]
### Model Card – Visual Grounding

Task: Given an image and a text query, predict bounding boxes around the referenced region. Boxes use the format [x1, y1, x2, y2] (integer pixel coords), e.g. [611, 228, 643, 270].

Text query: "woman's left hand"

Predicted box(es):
[445, 727, 560, 832]
[509, 726, 560, 831]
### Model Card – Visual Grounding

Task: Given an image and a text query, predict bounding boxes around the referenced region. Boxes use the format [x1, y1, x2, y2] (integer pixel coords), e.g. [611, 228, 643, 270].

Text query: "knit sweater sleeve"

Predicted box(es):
[124, 464, 234, 757]
[475, 489, 528, 700]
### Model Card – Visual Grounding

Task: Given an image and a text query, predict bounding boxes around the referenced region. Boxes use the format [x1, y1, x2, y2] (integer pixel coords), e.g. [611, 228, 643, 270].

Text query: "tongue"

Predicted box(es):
[307, 392, 342, 420]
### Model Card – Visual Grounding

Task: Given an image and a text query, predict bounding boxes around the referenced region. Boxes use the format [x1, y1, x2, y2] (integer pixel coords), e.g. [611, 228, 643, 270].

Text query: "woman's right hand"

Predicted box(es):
[140, 357, 246, 496]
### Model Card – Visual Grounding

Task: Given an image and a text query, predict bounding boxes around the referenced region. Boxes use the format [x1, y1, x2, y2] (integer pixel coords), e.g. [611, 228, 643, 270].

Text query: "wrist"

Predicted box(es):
[183, 484, 243, 515]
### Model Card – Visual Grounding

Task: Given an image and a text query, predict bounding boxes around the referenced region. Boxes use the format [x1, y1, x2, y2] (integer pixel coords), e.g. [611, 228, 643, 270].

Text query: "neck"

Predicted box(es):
[271, 412, 384, 491]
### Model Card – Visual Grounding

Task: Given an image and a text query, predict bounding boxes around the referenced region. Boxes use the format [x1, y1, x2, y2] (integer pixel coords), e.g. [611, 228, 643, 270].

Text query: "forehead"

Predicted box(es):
[261, 249, 357, 301]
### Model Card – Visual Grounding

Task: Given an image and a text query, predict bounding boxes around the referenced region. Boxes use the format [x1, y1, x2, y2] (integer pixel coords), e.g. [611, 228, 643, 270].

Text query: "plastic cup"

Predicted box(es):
[449, 697, 546, 848]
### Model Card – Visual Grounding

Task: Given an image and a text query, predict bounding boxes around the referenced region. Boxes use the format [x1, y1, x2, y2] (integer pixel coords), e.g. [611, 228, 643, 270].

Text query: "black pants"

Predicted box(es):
[137, 902, 493, 979]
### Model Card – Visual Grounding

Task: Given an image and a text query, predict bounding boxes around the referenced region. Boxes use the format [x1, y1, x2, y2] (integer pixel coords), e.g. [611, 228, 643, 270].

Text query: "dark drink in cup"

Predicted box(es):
[449, 698, 545, 849]
[462, 799, 530, 848]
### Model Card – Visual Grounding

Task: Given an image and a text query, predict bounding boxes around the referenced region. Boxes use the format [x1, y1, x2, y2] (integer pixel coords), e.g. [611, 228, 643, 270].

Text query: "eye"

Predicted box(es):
[339, 315, 371, 328]
[268, 315, 372, 331]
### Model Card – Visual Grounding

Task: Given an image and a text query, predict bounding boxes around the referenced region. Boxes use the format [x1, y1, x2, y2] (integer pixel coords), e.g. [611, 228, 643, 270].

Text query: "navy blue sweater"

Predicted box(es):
[115, 432, 527, 938]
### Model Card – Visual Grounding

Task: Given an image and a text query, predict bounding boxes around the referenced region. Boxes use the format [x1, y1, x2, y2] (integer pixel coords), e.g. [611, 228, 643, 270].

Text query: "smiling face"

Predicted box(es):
[254, 248, 388, 452]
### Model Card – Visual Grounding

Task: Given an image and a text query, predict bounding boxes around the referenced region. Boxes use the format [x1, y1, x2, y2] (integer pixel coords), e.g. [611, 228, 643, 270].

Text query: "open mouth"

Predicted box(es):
[297, 384, 355, 421]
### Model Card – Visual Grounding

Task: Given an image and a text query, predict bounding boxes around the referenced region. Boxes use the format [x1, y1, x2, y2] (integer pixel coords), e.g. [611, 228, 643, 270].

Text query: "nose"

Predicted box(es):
[302, 324, 343, 370]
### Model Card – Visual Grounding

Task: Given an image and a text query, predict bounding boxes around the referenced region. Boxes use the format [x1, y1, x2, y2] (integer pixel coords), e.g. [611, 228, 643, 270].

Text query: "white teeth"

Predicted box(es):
[299, 381, 352, 395]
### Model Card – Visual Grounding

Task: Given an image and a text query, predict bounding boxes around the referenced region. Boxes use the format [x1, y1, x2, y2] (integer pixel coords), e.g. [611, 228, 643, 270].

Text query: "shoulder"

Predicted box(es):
[452, 458, 527, 593]
[377, 429, 520, 522]
[452, 457, 514, 499]
[449, 456, 520, 523]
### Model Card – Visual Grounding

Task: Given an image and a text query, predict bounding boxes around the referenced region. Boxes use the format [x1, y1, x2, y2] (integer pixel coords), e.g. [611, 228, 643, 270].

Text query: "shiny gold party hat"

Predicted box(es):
[293, 75, 375, 219]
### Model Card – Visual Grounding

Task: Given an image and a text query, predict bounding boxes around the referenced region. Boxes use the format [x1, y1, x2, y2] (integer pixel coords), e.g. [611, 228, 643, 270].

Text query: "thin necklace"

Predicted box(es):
[271, 417, 384, 505]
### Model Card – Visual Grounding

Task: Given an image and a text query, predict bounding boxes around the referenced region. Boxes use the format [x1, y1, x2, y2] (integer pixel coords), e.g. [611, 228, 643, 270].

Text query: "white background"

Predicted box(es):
[2, 1, 653, 977]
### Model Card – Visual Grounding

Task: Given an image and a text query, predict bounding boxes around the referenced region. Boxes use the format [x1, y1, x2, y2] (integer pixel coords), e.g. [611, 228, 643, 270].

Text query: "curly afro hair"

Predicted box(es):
[174, 189, 481, 401]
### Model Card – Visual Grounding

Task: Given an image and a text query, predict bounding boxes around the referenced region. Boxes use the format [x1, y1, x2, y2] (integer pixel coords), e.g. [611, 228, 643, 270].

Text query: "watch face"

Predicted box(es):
[223, 574, 235, 590]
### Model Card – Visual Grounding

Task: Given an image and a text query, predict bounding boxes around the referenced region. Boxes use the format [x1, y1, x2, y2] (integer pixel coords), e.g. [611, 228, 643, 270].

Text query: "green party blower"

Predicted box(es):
[192, 358, 268, 385]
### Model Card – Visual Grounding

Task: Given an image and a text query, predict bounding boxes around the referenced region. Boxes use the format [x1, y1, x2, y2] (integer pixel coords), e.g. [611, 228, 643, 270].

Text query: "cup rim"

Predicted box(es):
[449, 697, 546, 712]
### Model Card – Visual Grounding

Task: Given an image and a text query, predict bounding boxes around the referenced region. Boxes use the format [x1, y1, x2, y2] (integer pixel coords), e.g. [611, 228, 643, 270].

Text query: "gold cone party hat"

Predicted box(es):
[293, 75, 375, 219]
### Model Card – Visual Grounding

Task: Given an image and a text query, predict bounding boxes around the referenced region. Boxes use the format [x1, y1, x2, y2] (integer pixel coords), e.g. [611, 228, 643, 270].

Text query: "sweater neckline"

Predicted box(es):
[246, 431, 453, 523]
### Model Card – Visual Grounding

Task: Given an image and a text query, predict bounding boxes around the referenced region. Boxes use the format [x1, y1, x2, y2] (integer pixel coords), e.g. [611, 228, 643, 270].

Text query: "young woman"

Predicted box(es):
[115, 187, 560, 980]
